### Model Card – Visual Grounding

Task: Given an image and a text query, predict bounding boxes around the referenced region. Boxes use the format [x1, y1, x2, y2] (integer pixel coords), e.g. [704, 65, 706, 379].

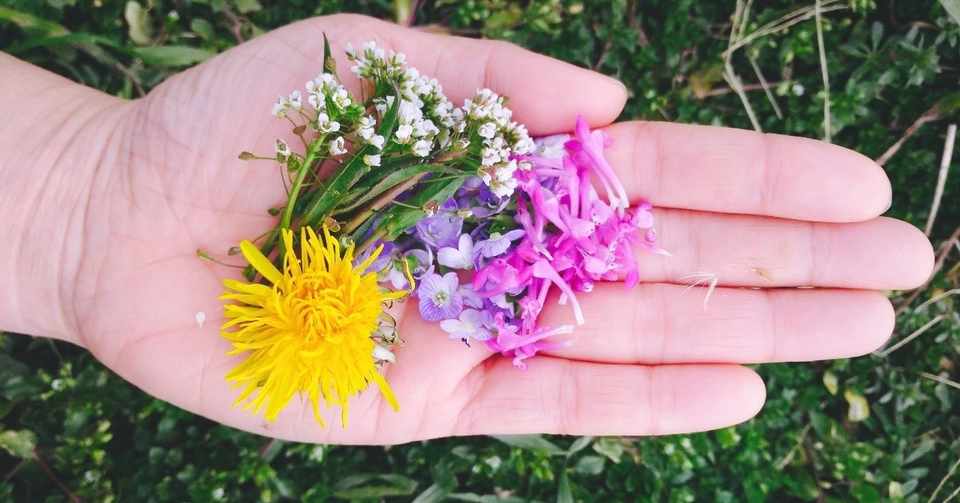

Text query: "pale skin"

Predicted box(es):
[0, 14, 935, 444]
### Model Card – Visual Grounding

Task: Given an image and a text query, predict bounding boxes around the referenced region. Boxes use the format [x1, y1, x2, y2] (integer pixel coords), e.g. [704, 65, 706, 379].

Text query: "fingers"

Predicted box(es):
[540, 284, 894, 364]
[603, 121, 892, 222]
[272, 14, 627, 134]
[641, 211, 934, 289]
[451, 359, 765, 436]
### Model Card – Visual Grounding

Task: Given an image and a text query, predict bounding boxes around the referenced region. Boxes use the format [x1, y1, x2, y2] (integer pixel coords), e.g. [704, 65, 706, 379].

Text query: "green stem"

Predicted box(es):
[342, 171, 428, 234]
[280, 138, 324, 231]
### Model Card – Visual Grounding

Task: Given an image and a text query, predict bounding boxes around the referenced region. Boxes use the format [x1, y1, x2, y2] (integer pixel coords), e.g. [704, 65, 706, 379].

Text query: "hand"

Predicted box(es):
[1, 14, 933, 445]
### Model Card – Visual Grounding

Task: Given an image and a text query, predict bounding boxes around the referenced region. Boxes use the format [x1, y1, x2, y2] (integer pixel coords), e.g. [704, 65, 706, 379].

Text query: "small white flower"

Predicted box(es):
[271, 97, 287, 118]
[333, 87, 351, 108]
[363, 154, 381, 166]
[307, 93, 322, 110]
[288, 90, 302, 110]
[490, 177, 518, 198]
[316, 113, 340, 133]
[319, 72, 337, 87]
[358, 115, 376, 129]
[374, 95, 396, 115]
[359, 127, 375, 141]
[415, 119, 438, 138]
[195, 311, 206, 328]
[412, 139, 432, 157]
[513, 136, 535, 155]
[478, 122, 497, 139]
[399, 100, 422, 123]
[498, 159, 518, 180]
[395, 124, 414, 143]
[369, 134, 385, 150]
[372, 344, 396, 363]
[275, 139, 290, 159]
[481, 148, 501, 166]
[329, 136, 347, 155]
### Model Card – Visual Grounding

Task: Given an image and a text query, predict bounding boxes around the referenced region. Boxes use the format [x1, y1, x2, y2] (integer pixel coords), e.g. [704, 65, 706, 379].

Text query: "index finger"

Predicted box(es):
[605, 121, 893, 222]
[273, 14, 628, 135]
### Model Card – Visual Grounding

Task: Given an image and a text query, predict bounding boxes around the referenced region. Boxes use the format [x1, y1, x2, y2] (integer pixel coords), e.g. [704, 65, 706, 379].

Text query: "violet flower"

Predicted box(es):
[416, 213, 463, 249]
[474, 229, 525, 259]
[384, 248, 433, 290]
[438, 233, 474, 269]
[417, 272, 463, 321]
[440, 308, 493, 342]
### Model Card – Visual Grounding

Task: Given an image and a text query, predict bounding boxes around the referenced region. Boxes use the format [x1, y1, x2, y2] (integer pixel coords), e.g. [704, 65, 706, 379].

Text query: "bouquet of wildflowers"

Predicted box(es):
[219, 36, 664, 428]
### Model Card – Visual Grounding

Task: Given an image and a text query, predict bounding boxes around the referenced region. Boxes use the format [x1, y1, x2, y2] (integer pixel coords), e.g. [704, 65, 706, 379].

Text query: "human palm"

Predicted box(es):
[67, 14, 933, 444]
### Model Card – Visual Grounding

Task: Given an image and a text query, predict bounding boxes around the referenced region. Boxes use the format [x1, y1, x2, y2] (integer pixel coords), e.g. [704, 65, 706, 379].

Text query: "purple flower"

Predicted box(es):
[417, 272, 463, 321]
[438, 234, 474, 269]
[416, 213, 463, 249]
[474, 229, 525, 259]
[361, 241, 396, 273]
[384, 248, 433, 290]
[440, 309, 493, 342]
[459, 284, 485, 308]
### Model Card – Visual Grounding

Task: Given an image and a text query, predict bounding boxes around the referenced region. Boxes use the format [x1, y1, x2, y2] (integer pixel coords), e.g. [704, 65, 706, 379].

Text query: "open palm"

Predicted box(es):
[68, 14, 933, 444]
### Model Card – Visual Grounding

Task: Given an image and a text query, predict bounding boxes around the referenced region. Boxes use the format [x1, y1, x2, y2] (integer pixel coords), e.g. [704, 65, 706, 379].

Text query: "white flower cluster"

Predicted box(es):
[271, 90, 303, 118]
[464, 89, 534, 198]
[348, 42, 458, 160]
[266, 42, 533, 199]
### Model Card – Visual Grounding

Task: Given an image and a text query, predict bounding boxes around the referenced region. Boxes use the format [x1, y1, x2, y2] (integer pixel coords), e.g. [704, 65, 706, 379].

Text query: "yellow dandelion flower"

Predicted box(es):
[220, 226, 404, 427]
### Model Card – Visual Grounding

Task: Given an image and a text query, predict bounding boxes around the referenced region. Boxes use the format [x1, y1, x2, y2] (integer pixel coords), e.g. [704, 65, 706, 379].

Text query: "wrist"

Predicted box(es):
[0, 53, 128, 345]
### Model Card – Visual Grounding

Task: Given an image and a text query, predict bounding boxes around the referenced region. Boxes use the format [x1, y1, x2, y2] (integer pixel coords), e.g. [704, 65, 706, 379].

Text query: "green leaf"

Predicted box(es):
[0, 430, 36, 459]
[940, 0, 960, 27]
[335, 163, 453, 214]
[132, 46, 215, 67]
[233, 0, 262, 14]
[592, 437, 624, 463]
[449, 494, 526, 503]
[261, 439, 285, 463]
[566, 436, 593, 456]
[0, 6, 69, 36]
[557, 472, 574, 503]
[574, 455, 606, 475]
[0, 354, 43, 401]
[412, 483, 449, 503]
[823, 371, 839, 395]
[844, 390, 870, 422]
[302, 88, 402, 225]
[190, 18, 215, 42]
[323, 32, 336, 75]
[124, 1, 153, 45]
[715, 427, 742, 449]
[333, 474, 417, 499]
[491, 435, 565, 455]
[380, 177, 466, 240]
[850, 481, 881, 503]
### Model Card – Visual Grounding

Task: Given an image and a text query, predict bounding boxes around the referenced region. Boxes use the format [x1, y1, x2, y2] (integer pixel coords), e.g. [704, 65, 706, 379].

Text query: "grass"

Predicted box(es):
[1, 0, 960, 501]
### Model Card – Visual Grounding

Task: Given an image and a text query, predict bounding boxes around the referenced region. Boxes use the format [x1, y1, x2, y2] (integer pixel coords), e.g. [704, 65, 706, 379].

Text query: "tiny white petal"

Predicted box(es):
[373, 344, 396, 363]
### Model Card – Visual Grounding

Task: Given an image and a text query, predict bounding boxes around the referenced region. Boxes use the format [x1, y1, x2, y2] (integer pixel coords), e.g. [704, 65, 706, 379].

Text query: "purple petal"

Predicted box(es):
[415, 214, 463, 249]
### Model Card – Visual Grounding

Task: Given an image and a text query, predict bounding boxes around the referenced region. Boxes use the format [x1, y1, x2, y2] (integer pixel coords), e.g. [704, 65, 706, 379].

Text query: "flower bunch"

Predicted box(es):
[220, 36, 662, 428]
[382, 117, 666, 368]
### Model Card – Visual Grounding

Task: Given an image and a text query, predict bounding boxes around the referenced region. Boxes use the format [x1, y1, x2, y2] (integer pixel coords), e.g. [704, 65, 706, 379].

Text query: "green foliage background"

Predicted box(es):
[2, 0, 960, 501]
